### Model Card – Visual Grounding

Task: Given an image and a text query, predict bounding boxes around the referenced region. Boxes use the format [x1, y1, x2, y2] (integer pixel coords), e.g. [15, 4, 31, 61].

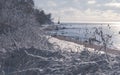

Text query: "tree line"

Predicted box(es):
[0, 0, 53, 34]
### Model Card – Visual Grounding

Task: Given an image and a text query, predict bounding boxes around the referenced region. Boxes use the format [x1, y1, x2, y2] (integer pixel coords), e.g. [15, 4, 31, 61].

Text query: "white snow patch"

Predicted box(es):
[48, 36, 84, 52]
[48, 36, 106, 54]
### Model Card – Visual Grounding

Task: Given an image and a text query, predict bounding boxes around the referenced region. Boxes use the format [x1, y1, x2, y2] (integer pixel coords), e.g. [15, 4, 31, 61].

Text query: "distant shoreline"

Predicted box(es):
[62, 22, 120, 24]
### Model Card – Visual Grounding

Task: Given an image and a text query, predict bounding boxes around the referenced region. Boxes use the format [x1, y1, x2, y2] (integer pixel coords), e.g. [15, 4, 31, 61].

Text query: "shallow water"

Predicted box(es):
[50, 23, 120, 50]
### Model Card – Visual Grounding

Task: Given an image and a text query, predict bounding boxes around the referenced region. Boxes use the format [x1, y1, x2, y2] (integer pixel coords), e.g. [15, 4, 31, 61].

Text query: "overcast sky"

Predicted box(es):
[33, 0, 120, 23]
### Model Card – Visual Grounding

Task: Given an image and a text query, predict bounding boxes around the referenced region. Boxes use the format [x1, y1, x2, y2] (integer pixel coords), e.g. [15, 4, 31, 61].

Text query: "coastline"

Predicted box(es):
[53, 35, 120, 55]
[44, 24, 120, 55]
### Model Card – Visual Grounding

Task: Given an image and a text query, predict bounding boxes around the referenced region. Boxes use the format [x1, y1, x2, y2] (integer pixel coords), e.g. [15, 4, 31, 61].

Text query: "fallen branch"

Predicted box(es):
[9, 68, 43, 74]
[24, 50, 48, 60]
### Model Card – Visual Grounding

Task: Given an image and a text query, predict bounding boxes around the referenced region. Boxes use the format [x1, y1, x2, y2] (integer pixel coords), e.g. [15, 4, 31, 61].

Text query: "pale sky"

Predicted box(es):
[33, 0, 120, 23]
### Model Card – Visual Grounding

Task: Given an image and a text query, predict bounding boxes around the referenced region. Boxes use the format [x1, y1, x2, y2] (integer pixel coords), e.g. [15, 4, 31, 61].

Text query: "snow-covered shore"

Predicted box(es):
[45, 23, 120, 55]
[48, 36, 106, 54]
[47, 34, 120, 57]
[48, 36, 84, 52]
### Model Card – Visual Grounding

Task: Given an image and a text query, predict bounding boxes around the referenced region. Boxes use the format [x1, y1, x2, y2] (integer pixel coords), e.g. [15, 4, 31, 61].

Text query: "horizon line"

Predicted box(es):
[54, 21, 120, 24]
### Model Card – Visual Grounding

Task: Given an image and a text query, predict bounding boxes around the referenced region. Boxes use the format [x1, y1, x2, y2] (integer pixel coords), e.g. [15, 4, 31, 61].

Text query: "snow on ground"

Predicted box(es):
[48, 36, 84, 52]
[48, 36, 105, 54]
